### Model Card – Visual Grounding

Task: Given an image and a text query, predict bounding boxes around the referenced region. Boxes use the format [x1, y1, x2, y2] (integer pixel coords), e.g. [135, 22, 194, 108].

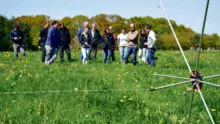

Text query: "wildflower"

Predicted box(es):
[128, 98, 133, 101]
[74, 88, 78, 91]
[85, 115, 89, 118]
[120, 100, 124, 103]
[142, 100, 146, 103]
[123, 96, 127, 99]
[5, 77, 9, 81]
[211, 109, 216, 112]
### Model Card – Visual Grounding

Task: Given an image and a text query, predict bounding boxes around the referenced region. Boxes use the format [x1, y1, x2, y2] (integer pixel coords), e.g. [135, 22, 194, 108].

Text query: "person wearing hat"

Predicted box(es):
[9, 25, 26, 59]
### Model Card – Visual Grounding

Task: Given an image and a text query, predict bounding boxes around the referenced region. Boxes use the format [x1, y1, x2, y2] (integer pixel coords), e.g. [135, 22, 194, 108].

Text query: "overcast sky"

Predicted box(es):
[1, 0, 219, 35]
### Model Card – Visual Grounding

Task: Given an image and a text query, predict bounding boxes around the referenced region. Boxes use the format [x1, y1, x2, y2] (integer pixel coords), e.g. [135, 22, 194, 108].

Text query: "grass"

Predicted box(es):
[0, 50, 219, 123]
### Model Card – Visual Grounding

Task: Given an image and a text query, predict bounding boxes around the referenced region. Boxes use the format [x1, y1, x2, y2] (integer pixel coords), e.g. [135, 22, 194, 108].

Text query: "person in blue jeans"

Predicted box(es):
[124, 24, 139, 65]
[77, 21, 90, 60]
[38, 21, 50, 63]
[144, 25, 156, 66]
[100, 28, 114, 63]
[117, 28, 128, 63]
[45, 21, 60, 65]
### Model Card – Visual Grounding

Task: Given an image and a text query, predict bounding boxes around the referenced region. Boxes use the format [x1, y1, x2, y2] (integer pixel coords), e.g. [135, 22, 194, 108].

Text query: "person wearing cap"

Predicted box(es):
[124, 24, 139, 65]
[144, 25, 156, 66]
[89, 23, 101, 60]
[38, 21, 50, 63]
[9, 25, 26, 59]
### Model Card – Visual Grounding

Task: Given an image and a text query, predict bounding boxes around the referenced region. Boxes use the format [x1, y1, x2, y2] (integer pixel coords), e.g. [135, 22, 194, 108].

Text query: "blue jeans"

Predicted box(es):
[119, 46, 127, 62]
[125, 47, 138, 65]
[41, 42, 46, 63]
[147, 47, 156, 66]
[102, 48, 111, 63]
[45, 45, 58, 65]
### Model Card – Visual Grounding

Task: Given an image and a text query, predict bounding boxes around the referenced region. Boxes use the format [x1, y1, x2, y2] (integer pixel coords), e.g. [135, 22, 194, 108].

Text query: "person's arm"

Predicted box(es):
[38, 29, 43, 47]
[9, 31, 15, 40]
[77, 28, 82, 41]
[79, 34, 84, 44]
[148, 32, 156, 48]
[19, 31, 24, 40]
[129, 31, 138, 41]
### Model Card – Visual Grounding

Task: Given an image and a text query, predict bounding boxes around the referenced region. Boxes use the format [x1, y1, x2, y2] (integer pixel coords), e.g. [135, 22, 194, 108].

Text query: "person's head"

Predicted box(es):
[83, 27, 89, 34]
[104, 28, 110, 35]
[44, 21, 50, 28]
[144, 25, 151, 34]
[130, 23, 136, 31]
[92, 23, 96, 30]
[140, 28, 146, 35]
[59, 23, 65, 29]
[52, 21, 59, 29]
[84, 21, 89, 28]
[109, 26, 113, 33]
[14, 25, 19, 32]
[122, 28, 126, 34]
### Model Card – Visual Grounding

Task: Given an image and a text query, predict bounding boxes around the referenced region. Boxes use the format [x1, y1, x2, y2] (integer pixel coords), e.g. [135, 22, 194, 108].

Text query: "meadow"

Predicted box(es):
[0, 50, 219, 124]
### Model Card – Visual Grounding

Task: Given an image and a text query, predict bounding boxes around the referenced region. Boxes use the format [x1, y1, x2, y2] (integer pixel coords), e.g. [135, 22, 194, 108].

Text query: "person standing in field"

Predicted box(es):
[145, 25, 156, 66]
[9, 25, 26, 59]
[89, 23, 101, 61]
[44, 21, 60, 65]
[124, 24, 139, 65]
[59, 23, 72, 62]
[38, 21, 50, 63]
[117, 28, 128, 63]
[100, 28, 115, 63]
[109, 26, 116, 61]
[80, 28, 91, 64]
[77, 22, 90, 60]
[138, 28, 148, 63]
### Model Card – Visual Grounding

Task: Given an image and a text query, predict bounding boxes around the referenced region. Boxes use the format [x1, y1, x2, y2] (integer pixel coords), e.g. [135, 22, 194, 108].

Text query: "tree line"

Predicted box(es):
[0, 14, 219, 51]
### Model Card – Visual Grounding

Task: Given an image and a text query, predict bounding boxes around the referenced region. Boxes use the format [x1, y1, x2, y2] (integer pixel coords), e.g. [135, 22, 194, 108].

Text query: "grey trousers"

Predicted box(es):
[13, 43, 26, 58]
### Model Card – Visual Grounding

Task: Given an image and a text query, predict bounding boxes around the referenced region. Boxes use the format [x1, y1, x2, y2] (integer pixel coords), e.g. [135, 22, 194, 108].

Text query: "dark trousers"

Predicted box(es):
[111, 49, 115, 61]
[147, 47, 156, 66]
[89, 45, 98, 60]
[102, 48, 111, 63]
[59, 44, 71, 61]
[125, 47, 138, 65]
[41, 42, 46, 63]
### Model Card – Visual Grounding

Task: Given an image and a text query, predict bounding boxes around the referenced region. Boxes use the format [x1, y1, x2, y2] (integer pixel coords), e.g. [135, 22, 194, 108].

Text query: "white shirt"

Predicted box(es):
[147, 30, 156, 46]
[117, 33, 128, 47]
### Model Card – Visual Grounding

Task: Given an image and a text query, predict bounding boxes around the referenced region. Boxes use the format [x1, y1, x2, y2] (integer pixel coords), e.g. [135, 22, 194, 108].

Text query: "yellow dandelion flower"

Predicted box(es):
[123, 96, 127, 99]
[128, 98, 133, 101]
[5, 77, 9, 81]
[211, 109, 216, 112]
[165, 103, 169, 106]
[142, 100, 146, 103]
[120, 100, 124, 103]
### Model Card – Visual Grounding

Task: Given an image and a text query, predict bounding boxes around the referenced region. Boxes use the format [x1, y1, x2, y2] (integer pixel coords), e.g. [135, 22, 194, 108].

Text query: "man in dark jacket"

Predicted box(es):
[59, 23, 72, 62]
[9, 25, 26, 59]
[45, 21, 60, 65]
[38, 21, 50, 63]
[89, 24, 101, 60]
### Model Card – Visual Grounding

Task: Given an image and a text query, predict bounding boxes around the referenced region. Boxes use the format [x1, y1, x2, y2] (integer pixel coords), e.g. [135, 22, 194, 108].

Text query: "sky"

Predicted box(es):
[1, 0, 219, 35]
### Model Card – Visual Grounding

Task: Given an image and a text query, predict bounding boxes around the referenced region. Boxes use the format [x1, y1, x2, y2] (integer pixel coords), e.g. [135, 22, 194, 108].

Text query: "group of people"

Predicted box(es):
[9, 21, 157, 66]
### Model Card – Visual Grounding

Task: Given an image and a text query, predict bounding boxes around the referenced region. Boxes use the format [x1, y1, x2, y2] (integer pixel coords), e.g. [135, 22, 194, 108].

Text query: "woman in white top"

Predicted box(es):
[117, 28, 128, 62]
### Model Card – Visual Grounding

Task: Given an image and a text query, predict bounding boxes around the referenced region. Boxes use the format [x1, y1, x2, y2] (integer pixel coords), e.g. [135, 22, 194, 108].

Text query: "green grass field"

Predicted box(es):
[0, 50, 219, 123]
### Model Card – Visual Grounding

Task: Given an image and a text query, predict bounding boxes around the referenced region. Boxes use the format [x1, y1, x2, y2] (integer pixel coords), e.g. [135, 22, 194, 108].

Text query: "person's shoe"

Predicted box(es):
[45, 61, 50, 65]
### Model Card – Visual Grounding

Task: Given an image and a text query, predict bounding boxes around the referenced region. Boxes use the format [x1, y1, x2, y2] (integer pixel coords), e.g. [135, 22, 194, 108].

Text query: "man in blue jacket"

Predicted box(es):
[45, 21, 60, 65]
[9, 25, 26, 59]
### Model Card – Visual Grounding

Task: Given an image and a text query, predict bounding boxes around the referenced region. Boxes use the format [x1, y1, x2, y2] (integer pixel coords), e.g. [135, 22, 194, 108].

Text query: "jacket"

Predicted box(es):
[139, 34, 148, 49]
[9, 30, 24, 45]
[80, 33, 91, 48]
[89, 29, 101, 46]
[38, 27, 48, 46]
[45, 26, 61, 48]
[101, 34, 114, 49]
[59, 26, 71, 46]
